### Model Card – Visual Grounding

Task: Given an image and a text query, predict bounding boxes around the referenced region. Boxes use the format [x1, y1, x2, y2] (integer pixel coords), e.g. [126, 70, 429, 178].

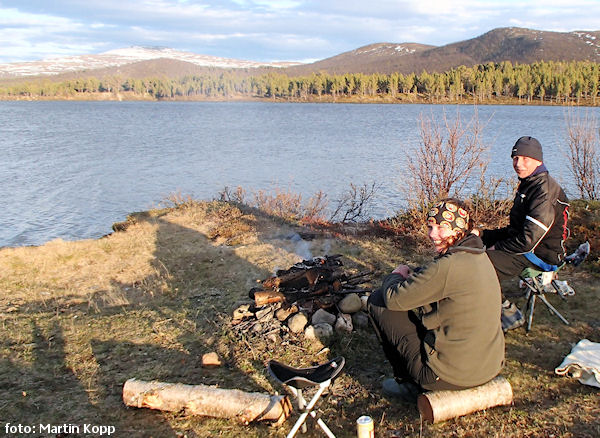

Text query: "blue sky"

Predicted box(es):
[1, 0, 599, 64]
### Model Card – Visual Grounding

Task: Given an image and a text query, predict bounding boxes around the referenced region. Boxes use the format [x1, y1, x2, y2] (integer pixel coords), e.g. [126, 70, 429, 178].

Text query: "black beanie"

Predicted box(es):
[511, 136, 543, 162]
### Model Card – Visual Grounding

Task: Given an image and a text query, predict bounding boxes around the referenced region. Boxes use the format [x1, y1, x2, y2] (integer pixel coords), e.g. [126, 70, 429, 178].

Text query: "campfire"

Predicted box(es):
[232, 255, 374, 341]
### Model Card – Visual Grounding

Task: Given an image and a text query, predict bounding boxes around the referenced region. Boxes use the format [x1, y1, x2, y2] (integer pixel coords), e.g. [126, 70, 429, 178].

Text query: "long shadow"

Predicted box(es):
[86, 213, 295, 435]
[0, 320, 100, 427]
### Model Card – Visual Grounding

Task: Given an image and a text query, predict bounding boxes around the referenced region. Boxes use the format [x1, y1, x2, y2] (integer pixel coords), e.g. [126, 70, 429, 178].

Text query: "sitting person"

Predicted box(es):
[367, 198, 505, 402]
[480, 136, 569, 331]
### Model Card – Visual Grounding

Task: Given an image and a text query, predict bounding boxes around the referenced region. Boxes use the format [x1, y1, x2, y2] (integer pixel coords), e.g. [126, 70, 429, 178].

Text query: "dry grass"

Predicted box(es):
[1, 200, 598, 437]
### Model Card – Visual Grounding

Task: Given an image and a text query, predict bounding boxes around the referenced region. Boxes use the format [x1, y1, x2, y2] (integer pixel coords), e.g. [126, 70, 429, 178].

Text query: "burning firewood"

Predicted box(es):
[234, 255, 374, 341]
[249, 255, 373, 308]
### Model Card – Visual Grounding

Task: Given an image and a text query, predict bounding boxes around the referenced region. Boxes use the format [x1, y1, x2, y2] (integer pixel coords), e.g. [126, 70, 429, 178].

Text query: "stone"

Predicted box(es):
[255, 307, 274, 321]
[361, 294, 370, 311]
[287, 313, 308, 333]
[352, 311, 369, 329]
[266, 333, 280, 344]
[232, 304, 253, 321]
[305, 323, 334, 341]
[201, 352, 222, 368]
[311, 308, 336, 325]
[335, 313, 353, 333]
[275, 304, 298, 321]
[338, 293, 362, 314]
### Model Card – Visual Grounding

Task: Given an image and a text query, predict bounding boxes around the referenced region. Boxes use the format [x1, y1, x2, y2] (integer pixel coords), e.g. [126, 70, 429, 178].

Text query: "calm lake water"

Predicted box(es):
[1, 101, 597, 247]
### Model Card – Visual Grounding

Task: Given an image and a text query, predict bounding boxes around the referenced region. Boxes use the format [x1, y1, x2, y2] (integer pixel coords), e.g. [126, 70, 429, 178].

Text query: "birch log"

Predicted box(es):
[123, 378, 292, 425]
[417, 376, 513, 423]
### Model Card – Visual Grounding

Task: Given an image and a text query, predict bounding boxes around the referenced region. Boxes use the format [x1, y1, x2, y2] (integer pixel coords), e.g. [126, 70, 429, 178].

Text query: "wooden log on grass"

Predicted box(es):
[123, 378, 292, 425]
[417, 376, 513, 423]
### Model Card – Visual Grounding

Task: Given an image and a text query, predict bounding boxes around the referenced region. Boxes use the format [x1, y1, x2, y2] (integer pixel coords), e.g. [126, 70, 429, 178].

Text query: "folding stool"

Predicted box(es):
[519, 241, 590, 332]
[268, 356, 345, 438]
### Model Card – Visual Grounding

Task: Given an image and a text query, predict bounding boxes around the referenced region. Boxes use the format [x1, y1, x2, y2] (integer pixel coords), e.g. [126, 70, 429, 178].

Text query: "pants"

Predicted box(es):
[486, 250, 539, 283]
[367, 288, 465, 391]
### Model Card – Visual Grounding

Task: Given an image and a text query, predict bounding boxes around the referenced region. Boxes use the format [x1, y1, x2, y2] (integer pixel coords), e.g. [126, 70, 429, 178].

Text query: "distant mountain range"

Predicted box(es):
[285, 27, 600, 75]
[1, 27, 599, 81]
[0, 47, 299, 80]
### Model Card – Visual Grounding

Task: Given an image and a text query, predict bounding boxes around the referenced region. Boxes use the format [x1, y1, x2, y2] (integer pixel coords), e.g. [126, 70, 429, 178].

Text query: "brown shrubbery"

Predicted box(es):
[564, 109, 600, 200]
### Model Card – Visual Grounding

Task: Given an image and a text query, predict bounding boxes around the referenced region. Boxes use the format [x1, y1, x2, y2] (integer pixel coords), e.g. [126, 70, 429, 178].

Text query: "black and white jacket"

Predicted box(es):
[482, 165, 569, 266]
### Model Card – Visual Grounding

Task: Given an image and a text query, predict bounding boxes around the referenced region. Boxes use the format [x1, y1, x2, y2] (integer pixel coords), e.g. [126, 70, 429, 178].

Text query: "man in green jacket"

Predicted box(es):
[368, 198, 505, 402]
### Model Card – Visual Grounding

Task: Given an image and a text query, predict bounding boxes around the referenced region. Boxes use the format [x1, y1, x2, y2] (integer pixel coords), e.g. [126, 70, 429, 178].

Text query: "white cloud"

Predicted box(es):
[0, 1, 599, 63]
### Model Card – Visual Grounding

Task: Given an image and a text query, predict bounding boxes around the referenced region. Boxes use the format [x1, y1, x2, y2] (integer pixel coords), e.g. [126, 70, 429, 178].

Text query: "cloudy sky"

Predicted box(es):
[1, 0, 599, 64]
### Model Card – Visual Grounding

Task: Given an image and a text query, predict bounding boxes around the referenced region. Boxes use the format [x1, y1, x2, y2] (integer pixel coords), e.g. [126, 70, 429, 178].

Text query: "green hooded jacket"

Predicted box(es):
[382, 233, 505, 387]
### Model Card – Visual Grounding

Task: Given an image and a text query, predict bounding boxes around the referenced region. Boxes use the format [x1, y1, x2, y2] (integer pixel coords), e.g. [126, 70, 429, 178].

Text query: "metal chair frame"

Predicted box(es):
[519, 241, 590, 332]
[268, 357, 345, 438]
[519, 266, 569, 332]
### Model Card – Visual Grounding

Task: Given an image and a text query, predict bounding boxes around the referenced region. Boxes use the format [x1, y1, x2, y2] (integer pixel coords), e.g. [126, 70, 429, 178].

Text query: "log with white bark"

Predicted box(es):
[123, 378, 292, 425]
[417, 376, 513, 423]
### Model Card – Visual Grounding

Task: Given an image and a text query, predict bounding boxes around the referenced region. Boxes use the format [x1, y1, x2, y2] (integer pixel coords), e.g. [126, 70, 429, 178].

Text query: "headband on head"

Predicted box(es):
[427, 201, 469, 234]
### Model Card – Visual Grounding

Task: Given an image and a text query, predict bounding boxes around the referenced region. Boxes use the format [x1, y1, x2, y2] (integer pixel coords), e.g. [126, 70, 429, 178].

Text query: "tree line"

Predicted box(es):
[2, 60, 599, 104]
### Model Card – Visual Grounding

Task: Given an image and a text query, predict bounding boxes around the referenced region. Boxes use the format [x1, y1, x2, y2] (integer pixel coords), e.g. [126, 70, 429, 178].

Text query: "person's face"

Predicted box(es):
[513, 155, 542, 179]
[428, 223, 459, 254]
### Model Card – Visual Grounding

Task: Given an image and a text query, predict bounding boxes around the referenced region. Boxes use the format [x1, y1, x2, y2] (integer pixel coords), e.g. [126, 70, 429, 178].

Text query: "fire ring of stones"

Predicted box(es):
[232, 255, 374, 346]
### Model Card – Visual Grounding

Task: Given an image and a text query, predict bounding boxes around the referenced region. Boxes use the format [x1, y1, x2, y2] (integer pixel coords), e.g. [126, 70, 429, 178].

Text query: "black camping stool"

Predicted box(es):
[519, 241, 589, 332]
[268, 356, 345, 438]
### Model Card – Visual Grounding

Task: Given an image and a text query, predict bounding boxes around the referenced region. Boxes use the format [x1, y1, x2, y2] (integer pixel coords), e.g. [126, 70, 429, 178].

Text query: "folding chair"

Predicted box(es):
[519, 241, 590, 332]
[268, 356, 345, 438]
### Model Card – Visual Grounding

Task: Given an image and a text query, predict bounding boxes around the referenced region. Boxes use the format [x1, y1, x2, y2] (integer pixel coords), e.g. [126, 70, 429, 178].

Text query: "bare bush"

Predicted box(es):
[218, 186, 246, 204]
[564, 110, 600, 200]
[330, 182, 379, 223]
[405, 108, 489, 207]
[163, 191, 198, 209]
[218, 185, 329, 222]
[469, 171, 516, 229]
[302, 190, 329, 222]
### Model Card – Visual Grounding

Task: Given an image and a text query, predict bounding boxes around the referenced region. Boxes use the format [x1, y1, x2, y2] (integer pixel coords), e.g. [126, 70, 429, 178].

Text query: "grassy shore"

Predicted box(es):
[1, 200, 598, 437]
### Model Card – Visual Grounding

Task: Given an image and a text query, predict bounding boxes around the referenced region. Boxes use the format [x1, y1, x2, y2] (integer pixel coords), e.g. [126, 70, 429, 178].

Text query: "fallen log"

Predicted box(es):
[417, 376, 513, 423]
[123, 378, 292, 425]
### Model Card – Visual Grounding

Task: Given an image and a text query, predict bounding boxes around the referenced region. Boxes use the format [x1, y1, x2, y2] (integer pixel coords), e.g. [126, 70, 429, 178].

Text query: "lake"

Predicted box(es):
[1, 101, 597, 247]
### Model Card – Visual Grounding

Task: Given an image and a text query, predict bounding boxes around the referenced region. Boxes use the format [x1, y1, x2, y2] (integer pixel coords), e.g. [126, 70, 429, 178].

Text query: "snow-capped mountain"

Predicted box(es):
[0, 46, 301, 78]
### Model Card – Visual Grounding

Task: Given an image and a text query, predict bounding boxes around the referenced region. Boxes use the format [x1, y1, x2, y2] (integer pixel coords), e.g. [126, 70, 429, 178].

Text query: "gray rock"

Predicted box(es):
[338, 293, 362, 314]
[361, 294, 370, 311]
[287, 312, 308, 333]
[335, 313, 353, 333]
[255, 307, 274, 321]
[352, 311, 369, 329]
[312, 308, 336, 325]
[305, 323, 334, 341]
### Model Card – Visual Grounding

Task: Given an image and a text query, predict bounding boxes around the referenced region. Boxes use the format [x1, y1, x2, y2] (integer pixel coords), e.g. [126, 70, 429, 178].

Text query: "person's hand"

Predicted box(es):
[472, 228, 481, 236]
[392, 264, 412, 279]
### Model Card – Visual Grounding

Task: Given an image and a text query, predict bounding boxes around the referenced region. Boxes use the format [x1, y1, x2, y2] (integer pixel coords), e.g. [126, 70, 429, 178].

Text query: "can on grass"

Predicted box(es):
[356, 415, 374, 438]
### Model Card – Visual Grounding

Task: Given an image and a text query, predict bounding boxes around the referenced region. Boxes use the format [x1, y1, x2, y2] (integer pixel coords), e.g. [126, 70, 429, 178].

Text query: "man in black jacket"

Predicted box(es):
[481, 136, 569, 331]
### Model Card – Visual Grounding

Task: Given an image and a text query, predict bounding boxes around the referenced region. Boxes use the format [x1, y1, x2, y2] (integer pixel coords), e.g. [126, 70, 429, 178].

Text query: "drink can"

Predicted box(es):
[356, 415, 374, 438]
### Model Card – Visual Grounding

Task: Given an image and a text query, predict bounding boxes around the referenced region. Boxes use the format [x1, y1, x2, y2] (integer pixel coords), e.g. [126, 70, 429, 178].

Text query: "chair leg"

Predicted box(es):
[286, 381, 332, 438]
[526, 294, 536, 332]
[313, 413, 336, 438]
[537, 294, 570, 325]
